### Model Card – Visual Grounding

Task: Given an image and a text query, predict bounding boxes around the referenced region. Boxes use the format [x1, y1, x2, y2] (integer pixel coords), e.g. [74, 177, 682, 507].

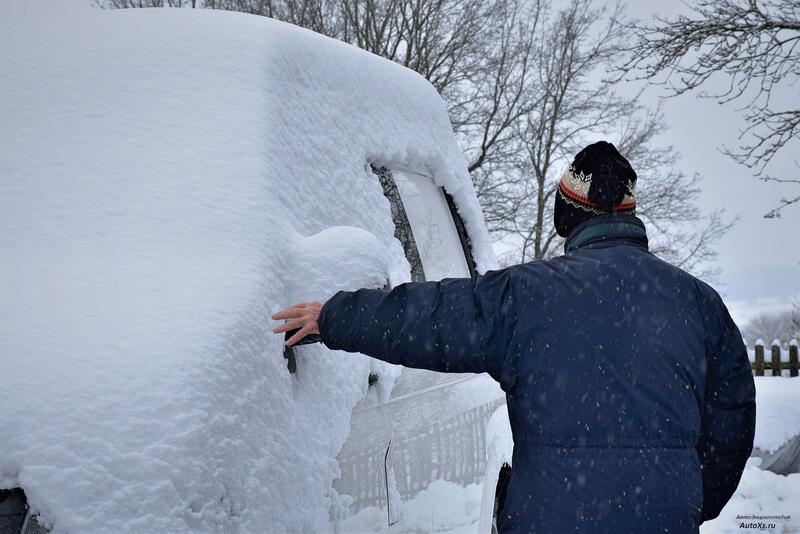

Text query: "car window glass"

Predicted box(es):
[372, 166, 426, 282]
[391, 169, 471, 281]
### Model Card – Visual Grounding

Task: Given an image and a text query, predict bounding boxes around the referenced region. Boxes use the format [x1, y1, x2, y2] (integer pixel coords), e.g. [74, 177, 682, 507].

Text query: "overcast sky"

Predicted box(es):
[620, 1, 799, 327]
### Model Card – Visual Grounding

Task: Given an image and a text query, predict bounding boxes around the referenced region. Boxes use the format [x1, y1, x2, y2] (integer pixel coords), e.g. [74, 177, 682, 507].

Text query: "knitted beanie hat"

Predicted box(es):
[554, 141, 637, 238]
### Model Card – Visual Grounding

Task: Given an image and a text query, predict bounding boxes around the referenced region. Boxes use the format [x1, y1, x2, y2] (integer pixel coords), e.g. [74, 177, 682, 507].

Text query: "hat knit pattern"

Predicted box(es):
[558, 145, 637, 215]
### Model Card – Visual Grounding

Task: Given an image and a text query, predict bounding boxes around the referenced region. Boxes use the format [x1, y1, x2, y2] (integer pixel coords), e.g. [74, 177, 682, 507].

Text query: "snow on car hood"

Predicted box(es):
[0, 4, 495, 533]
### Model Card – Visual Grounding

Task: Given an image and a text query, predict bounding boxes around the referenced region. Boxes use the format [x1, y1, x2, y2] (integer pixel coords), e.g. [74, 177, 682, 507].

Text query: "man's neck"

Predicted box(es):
[564, 214, 649, 254]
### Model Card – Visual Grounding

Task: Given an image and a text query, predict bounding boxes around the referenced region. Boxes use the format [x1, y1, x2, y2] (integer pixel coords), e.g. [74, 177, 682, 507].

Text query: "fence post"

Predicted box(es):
[754, 340, 765, 376]
[790, 340, 798, 378]
[771, 340, 782, 376]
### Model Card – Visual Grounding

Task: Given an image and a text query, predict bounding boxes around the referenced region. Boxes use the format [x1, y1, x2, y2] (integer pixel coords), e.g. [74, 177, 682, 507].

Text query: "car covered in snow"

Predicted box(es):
[0, 4, 512, 533]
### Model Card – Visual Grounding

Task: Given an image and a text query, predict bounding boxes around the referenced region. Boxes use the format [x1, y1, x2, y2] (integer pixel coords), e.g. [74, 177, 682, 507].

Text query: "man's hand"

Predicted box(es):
[272, 301, 323, 346]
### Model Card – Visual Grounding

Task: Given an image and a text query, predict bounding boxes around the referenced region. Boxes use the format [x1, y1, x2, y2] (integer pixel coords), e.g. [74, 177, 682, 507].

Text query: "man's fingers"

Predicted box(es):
[272, 317, 305, 334]
[272, 300, 320, 319]
[272, 307, 303, 320]
[272, 301, 321, 345]
[285, 325, 311, 346]
[271, 301, 319, 320]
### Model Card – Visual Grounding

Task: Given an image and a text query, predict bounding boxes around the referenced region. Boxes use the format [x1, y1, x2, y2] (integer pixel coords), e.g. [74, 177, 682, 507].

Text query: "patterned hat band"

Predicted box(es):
[558, 166, 636, 215]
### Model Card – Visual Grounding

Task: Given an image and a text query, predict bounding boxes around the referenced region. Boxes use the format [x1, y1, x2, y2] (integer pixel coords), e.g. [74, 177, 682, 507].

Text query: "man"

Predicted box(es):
[272, 141, 756, 532]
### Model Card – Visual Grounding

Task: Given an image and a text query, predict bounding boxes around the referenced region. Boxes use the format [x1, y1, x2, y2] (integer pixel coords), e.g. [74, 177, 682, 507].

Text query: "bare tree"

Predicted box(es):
[795, 297, 800, 334]
[487, 0, 731, 278]
[740, 304, 800, 343]
[94, 0, 198, 7]
[506, 0, 634, 262]
[622, 0, 800, 218]
[616, 108, 735, 279]
[461, 0, 541, 233]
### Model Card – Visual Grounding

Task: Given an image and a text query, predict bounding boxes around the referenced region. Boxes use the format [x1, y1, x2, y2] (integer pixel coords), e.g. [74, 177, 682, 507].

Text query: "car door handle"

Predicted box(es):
[282, 279, 390, 373]
[283, 330, 322, 346]
[282, 279, 390, 348]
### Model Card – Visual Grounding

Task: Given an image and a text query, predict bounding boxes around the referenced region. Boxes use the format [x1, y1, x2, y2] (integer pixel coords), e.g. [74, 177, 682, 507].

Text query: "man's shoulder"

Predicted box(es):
[669, 268, 738, 339]
[508, 256, 569, 280]
[691, 276, 723, 303]
[664, 265, 725, 311]
[616, 247, 725, 304]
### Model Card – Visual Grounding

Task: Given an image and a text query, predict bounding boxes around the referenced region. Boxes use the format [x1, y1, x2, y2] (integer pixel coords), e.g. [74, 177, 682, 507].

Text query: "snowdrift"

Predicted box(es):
[0, 4, 494, 533]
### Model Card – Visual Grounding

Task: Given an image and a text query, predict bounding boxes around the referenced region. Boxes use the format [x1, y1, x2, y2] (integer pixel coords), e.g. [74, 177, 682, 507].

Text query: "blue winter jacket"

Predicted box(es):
[318, 214, 756, 533]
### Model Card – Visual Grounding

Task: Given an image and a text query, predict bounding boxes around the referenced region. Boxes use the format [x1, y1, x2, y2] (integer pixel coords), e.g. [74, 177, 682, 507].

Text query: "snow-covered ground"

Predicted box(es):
[701, 459, 800, 534]
[752, 377, 800, 454]
[339, 479, 484, 534]
[0, 4, 494, 533]
[701, 377, 800, 533]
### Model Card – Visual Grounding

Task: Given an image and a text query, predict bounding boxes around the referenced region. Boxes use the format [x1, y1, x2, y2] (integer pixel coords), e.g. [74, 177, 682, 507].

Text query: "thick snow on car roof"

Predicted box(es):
[0, 3, 495, 532]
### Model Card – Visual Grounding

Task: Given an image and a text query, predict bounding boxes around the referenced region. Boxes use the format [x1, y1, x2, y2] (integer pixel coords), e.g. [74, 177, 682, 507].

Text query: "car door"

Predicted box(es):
[381, 168, 506, 533]
[333, 165, 505, 533]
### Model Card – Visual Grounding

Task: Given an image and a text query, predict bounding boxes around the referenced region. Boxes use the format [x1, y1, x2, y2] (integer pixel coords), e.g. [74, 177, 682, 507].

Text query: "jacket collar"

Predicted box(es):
[564, 214, 649, 254]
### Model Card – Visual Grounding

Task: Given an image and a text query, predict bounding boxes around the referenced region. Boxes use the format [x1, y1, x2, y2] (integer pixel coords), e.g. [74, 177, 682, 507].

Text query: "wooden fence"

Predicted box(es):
[749, 340, 799, 377]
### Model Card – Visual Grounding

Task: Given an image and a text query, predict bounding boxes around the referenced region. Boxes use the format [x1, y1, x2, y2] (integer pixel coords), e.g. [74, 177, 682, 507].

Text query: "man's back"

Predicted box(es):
[497, 218, 728, 531]
[316, 214, 755, 532]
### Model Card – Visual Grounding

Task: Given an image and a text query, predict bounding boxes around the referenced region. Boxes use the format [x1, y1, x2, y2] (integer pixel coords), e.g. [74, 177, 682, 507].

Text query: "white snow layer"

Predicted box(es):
[752, 378, 800, 454]
[478, 405, 514, 534]
[701, 459, 800, 534]
[700, 378, 800, 533]
[0, 5, 495, 533]
[339, 479, 484, 534]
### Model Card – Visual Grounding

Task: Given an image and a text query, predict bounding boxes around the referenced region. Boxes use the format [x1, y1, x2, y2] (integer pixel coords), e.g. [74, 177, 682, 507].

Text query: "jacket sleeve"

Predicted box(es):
[696, 288, 756, 523]
[317, 267, 516, 382]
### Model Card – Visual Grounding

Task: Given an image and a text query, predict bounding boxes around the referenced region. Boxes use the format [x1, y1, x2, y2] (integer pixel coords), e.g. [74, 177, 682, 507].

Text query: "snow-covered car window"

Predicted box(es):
[391, 169, 472, 281]
[372, 165, 475, 282]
